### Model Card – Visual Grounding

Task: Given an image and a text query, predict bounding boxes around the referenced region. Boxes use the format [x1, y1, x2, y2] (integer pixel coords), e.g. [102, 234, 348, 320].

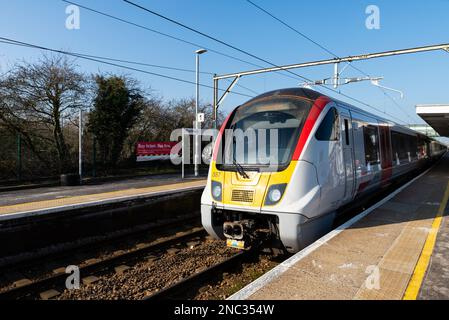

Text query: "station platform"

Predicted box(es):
[0, 174, 206, 222]
[230, 154, 449, 300]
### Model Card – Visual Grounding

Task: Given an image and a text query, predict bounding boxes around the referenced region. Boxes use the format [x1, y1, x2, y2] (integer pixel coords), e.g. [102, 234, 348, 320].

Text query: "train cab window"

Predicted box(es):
[315, 108, 339, 141]
[363, 125, 380, 166]
[217, 95, 314, 171]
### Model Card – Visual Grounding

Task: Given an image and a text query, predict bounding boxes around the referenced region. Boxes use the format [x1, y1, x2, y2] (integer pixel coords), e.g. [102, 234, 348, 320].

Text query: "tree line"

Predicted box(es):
[0, 54, 221, 182]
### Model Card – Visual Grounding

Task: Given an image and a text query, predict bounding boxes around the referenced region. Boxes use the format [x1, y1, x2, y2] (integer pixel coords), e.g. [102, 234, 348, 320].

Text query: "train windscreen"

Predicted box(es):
[217, 96, 313, 171]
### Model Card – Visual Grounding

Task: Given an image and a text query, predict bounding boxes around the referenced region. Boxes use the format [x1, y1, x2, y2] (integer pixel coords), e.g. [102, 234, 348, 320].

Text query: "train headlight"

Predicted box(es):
[269, 189, 282, 203]
[265, 184, 287, 206]
[212, 181, 222, 201]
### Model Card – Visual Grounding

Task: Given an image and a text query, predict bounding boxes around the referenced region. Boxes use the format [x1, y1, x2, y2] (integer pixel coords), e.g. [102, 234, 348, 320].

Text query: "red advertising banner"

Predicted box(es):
[137, 142, 178, 156]
[136, 142, 179, 162]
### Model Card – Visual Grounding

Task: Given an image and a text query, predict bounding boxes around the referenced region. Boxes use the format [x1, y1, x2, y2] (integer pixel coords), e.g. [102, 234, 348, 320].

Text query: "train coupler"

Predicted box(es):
[223, 220, 264, 250]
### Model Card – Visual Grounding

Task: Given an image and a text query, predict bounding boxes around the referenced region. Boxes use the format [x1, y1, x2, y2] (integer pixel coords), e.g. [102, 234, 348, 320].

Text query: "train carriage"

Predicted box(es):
[201, 88, 446, 253]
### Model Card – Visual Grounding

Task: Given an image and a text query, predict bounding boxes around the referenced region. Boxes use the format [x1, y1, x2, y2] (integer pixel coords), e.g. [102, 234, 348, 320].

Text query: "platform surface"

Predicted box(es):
[231, 155, 449, 300]
[0, 174, 206, 220]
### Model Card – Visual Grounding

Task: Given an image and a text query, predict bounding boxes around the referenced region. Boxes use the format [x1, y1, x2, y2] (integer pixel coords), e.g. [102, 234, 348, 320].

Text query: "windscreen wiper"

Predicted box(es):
[230, 131, 250, 179]
[233, 159, 250, 179]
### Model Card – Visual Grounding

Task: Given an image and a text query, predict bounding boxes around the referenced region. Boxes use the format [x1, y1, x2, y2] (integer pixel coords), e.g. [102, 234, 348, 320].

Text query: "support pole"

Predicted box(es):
[92, 136, 96, 178]
[181, 130, 185, 179]
[17, 133, 22, 182]
[213, 77, 218, 130]
[79, 109, 83, 184]
[195, 54, 201, 177]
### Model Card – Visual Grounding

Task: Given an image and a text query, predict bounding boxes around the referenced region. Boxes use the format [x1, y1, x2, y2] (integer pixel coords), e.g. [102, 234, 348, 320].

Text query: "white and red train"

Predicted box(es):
[201, 88, 447, 253]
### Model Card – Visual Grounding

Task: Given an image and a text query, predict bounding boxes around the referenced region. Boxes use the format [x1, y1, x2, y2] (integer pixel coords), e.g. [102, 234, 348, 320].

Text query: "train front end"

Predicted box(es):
[201, 89, 330, 253]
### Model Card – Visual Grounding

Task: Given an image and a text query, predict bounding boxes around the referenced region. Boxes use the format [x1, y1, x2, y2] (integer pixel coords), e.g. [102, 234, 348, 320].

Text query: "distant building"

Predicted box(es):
[415, 104, 449, 146]
[407, 124, 439, 138]
[416, 104, 449, 137]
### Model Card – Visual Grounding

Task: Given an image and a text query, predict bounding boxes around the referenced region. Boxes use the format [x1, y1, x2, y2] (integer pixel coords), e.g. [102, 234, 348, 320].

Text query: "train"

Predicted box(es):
[201, 88, 447, 253]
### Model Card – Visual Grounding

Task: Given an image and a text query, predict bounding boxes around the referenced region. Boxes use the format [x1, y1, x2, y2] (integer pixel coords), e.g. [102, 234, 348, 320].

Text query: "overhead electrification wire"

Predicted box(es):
[54, 45, 260, 95]
[245, 0, 380, 78]
[61, 0, 406, 124]
[0, 39, 259, 96]
[122, 0, 312, 82]
[245, 0, 415, 124]
[246, 0, 388, 83]
[61, 0, 260, 70]
[6, 40, 217, 76]
[61, 0, 298, 83]
[328, 89, 407, 124]
[246, 0, 340, 59]
[224, 80, 260, 95]
[123, 1, 407, 124]
[379, 90, 417, 123]
[0, 36, 254, 98]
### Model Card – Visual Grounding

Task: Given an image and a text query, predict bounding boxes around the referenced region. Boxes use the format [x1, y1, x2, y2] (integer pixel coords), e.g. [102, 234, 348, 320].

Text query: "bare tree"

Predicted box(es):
[0, 55, 88, 172]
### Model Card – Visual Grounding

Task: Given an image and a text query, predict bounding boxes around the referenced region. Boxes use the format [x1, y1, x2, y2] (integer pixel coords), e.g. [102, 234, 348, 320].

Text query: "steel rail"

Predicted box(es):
[0, 228, 206, 300]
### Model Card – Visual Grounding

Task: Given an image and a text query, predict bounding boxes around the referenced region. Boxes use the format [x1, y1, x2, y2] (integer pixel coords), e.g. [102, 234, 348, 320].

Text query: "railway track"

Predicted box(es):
[0, 213, 200, 271]
[0, 167, 431, 301]
[0, 227, 208, 300]
[162, 168, 440, 301]
[145, 250, 254, 300]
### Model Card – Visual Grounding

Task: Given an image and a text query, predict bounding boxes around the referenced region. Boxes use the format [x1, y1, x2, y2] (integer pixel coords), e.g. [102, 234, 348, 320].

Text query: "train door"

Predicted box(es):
[340, 109, 355, 202]
[379, 124, 393, 187]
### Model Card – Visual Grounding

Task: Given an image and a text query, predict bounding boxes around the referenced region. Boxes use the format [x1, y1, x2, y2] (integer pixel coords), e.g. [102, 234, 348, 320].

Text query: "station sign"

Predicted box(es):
[136, 142, 179, 162]
[197, 113, 205, 123]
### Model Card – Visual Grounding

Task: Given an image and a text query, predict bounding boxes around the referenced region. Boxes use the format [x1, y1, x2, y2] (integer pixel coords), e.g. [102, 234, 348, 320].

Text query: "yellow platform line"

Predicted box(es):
[0, 180, 206, 216]
[403, 180, 449, 300]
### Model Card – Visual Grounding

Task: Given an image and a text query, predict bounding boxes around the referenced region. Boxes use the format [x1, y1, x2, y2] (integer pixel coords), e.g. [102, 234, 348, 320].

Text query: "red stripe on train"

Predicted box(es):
[212, 112, 233, 162]
[292, 96, 331, 161]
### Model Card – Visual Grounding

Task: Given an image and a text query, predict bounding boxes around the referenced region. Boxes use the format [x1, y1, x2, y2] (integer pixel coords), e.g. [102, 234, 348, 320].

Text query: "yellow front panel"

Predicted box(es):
[223, 171, 270, 208]
[210, 161, 298, 209]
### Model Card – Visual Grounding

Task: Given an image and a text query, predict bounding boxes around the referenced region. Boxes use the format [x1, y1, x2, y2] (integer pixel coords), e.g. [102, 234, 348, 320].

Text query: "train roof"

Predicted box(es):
[245, 87, 324, 104]
[247, 87, 390, 122]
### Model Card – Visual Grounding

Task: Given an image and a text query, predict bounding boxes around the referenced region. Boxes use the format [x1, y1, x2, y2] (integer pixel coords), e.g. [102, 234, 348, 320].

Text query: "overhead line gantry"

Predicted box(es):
[213, 42, 449, 128]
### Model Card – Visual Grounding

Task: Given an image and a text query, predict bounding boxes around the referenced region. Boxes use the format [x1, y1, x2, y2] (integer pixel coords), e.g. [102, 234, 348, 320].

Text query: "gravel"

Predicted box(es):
[193, 254, 281, 300]
[1, 222, 284, 301]
[57, 239, 235, 300]
[0, 223, 201, 293]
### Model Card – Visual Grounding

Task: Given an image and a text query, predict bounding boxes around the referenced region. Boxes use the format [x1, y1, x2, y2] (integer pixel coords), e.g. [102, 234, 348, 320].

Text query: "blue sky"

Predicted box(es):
[1, 0, 449, 125]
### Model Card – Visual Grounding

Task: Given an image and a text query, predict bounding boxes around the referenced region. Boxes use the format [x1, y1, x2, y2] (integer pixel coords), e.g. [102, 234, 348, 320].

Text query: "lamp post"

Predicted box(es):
[79, 108, 83, 184]
[195, 49, 207, 177]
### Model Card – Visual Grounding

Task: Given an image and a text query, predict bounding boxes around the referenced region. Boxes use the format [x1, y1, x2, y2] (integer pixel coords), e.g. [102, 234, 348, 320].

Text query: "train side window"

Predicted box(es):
[315, 108, 339, 141]
[344, 119, 350, 145]
[363, 125, 380, 166]
[391, 131, 417, 163]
